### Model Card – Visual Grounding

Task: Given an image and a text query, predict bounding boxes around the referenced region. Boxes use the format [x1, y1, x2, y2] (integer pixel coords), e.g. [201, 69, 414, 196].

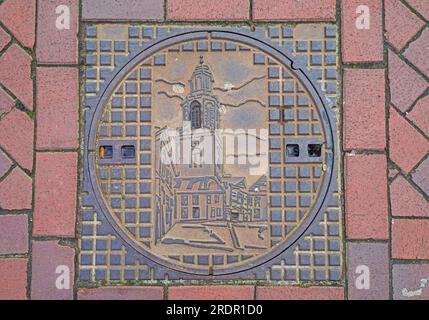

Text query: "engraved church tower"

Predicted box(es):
[180, 57, 223, 178]
[182, 56, 220, 131]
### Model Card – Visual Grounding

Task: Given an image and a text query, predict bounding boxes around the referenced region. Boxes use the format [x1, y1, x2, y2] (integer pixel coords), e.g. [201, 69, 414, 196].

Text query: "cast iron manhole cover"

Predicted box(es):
[80, 25, 341, 282]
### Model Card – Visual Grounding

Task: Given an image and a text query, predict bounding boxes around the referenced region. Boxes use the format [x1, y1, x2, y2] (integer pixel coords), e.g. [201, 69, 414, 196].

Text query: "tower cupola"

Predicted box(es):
[190, 56, 214, 95]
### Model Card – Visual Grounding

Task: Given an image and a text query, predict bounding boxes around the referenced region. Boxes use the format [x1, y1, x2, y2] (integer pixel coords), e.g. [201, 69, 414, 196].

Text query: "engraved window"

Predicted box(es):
[192, 207, 200, 219]
[191, 101, 202, 129]
[181, 207, 188, 219]
[192, 195, 199, 205]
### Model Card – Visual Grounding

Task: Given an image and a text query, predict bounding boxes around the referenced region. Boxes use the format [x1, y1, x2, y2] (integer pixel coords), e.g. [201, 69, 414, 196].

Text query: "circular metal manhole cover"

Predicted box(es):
[87, 30, 334, 276]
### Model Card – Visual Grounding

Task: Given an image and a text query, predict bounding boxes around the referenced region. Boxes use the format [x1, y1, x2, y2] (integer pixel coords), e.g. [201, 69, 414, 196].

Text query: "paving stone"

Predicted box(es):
[253, 0, 336, 21]
[391, 175, 429, 217]
[385, 0, 424, 51]
[389, 107, 429, 173]
[345, 154, 389, 240]
[0, 44, 34, 110]
[0, 0, 36, 48]
[405, 0, 429, 20]
[0, 109, 34, 171]
[82, 0, 164, 21]
[0, 215, 28, 254]
[37, 0, 79, 64]
[256, 286, 344, 300]
[0, 149, 12, 179]
[31, 241, 75, 300]
[168, 0, 249, 20]
[343, 68, 386, 150]
[33, 152, 77, 237]
[347, 242, 390, 300]
[393, 264, 429, 300]
[0, 26, 11, 51]
[0, 167, 32, 210]
[412, 156, 429, 195]
[0, 258, 28, 300]
[388, 49, 428, 112]
[36, 67, 79, 149]
[392, 219, 429, 260]
[0, 87, 14, 117]
[404, 28, 429, 78]
[78, 287, 164, 300]
[168, 286, 254, 300]
[407, 94, 429, 136]
[341, 0, 383, 63]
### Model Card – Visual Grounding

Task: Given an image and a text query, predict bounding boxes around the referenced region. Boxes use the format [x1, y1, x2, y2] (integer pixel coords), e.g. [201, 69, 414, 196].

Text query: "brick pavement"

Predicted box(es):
[0, 0, 427, 300]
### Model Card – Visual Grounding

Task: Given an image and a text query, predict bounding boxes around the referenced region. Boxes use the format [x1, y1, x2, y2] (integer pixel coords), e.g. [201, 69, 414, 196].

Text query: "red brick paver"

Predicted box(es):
[407, 95, 429, 136]
[388, 49, 428, 112]
[412, 157, 429, 195]
[37, 0, 79, 64]
[0, 26, 11, 51]
[36, 67, 79, 149]
[390, 175, 429, 217]
[407, 94, 429, 136]
[341, 0, 383, 63]
[0, 87, 14, 117]
[385, 0, 424, 51]
[0, 44, 34, 110]
[343, 68, 386, 151]
[405, 0, 429, 20]
[168, 286, 254, 300]
[78, 287, 164, 300]
[0, 149, 12, 179]
[168, 0, 249, 21]
[404, 27, 429, 78]
[256, 286, 344, 300]
[0, 259, 28, 300]
[0, 0, 36, 49]
[345, 154, 389, 240]
[0, 109, 34, 171]
[389, 107, 429, 173]
[0, 167, 32, 210]
[0, 215, 28, 254]
[33, 152, 77, 237]
[82, 0, 164, 21]
[31, 241, 75, 300]
[253, 0, 336, 21]
[392, 219, 429, 260]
